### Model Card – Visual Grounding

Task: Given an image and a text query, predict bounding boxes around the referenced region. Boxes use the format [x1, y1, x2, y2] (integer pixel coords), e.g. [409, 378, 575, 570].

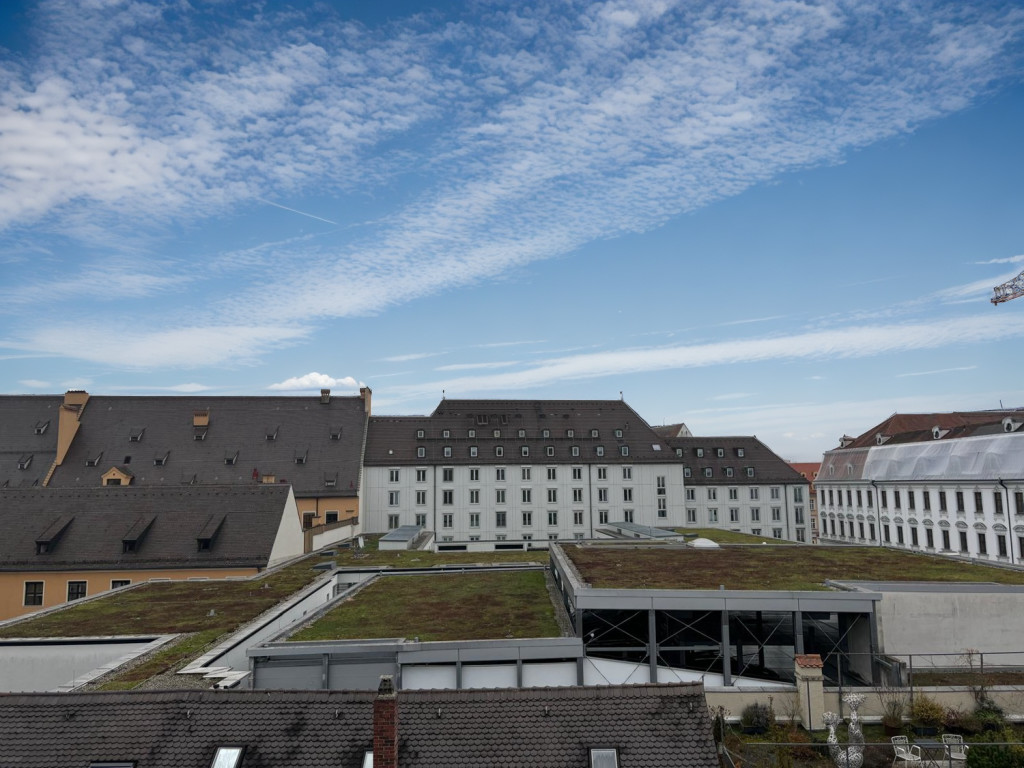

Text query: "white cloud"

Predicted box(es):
[381, 352, 446, 363]
[896, 365, 977, 378]
[267, 372, 362, 391]
[385, 313, 1024, 400]
[711, 392, 754, 401]
[18, 379, 50, 389]
[435, 361, 520, 371]
[974, 254, 1024, 265]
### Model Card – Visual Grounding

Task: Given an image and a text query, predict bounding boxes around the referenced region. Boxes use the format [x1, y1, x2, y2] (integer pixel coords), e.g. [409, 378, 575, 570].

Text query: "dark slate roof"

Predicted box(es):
[0, 689, 375, 768]
[397, 683, 716, 768]
[663, 436, 806, 485]
[835, 409, 1024, 450]
[366, 399, 675, 466]
[0, 395, 63, 488]
[0, 485, 292, 571]
[0, 683, 717, 768]
[44, 394, 367, 497]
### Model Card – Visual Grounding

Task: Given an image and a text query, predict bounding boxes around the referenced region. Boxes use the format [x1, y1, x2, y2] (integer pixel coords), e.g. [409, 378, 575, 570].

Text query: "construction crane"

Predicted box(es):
[992, 270, 1024, 305]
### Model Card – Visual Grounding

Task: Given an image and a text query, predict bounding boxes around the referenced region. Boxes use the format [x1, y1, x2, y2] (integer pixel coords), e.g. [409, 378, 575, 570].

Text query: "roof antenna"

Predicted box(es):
[442, 389, 446, 400]
[619, 391, 623, 401]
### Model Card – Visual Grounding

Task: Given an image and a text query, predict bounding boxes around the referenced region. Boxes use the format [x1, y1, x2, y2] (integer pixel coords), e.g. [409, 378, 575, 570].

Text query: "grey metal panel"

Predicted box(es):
[575, 595, 654, 610]
[252, 662, 322, 690]
[458, 647, 522, 662]
[519, 641, 583, 660]
[328, 660, 397, 690]
[650, 597, 726, 611]
[397, 649, 457, 664]
[796, 598, 875, 613]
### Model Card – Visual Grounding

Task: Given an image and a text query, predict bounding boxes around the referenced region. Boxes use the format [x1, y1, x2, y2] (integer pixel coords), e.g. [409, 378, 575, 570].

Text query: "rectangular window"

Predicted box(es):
[443, 446, 452, 458]
[389, 469, 400, 482]
[926, 528, 934, 549]
[856, 490, 863, 507]
[388, 491, 400, 506]
[974, 491, 983, 514]
[846, 490, 852, 507]
[867, 490, 874, 508]
[939, 491, 947, 511]
[829, 489, 835, 505]
[709, 508, 718, 522]
[599, 509, 609, 524]
[416, 469, 427, 482]
[998, 535, 1008, 557]
[574, 510, 584, 525]
[685, 488, 695, 501]
[750, 507, 760, 522]
[771, 507, 781, 522]
[623, 488, 633, 502]
[622, 467, 632, 480]
[469, 446, 478, 458]
[896, 527, 904, 544]
[469, 513, 480, 528]
[956, 491, 965, 512]
[598, 488, 608, 502]
[684, 467, 691, 478]
[67, 581, 87, 601]
[881, 489, 888, 508]
[443, 468, 454, 482]
[442, 513, 453, 528]
[729, 508, 739, 523]
[572, 467, 583, 480]
[923, 492, 931, 512]
[496, 467, 506, 481]
[496, 511, 507, 528]
[623, 509, 634, 523]
[707, 488, 717, 501]
[908, 491, 915, 510]
[416, 513, 427, 527]
[995, 491, 1004, 515]
[522, 511, 533, 526]
[686, 508, 696, 523]
[773, 528, 782, 539]
[728, 488, 738, 500]
[111, 579, 131, 589]
[796, 528, 806, 542]
[469, 468, 479, 482]
[469, 489, 480, 504]
[771, 487, 780, 500]
[704, 468, 712, 478]
[548, 511, 558, 526]
[388, 514, 400, 529]
[522, 489, 532, 504]
[941, 529, 950, 550]
[960, 530, 969, 551]
[1015, 491, 1024, 515]
[442, 490, 453, 505]
[547, 488, 557, 503]
[547, 467, 557, 480]
[869, 523, 876, 540]
[24, 581, 43, 606]
[657, 498, 667, 517]
[597, 467, 607, 480]
[572, 446, 580, 457]
[978, 532, 988, 555]
[573, 488, 584, 502]
[883, 525, 891, 543]
[750, 488, 759, 501]
[522, 467, 531, 481]
[416, 490, 427, 505]
[894, 490, 901, 509]
[794, 506, 805, 525]
[910, 527, 919, 547]
[496, 489, 506, 504]
[495, 446, 504, 457]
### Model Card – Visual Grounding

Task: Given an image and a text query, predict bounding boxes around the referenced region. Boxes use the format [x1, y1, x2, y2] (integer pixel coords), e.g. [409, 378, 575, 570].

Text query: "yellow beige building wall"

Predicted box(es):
[295, 495, 359, 529]
[0, 567, 259, 622]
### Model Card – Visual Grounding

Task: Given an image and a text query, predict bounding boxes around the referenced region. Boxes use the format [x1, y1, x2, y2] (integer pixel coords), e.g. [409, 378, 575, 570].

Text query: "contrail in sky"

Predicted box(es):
[256, 198, 339, 225]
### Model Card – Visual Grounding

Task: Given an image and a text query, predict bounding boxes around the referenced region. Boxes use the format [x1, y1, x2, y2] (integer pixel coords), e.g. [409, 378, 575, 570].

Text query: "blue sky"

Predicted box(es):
[1, 0, 1023, 461]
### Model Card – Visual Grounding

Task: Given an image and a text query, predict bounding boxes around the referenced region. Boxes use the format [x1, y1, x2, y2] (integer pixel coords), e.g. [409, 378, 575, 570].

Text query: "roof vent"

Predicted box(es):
[320, 389, 331, 404]
[932, 426, 949, 440]
[838, 435, 855, 448]
[875, 433, 890, 446]
[1003, 417, 1021, 433]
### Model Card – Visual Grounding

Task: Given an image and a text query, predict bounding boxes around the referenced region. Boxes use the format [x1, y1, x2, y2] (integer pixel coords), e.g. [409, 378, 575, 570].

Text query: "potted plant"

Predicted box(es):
[910, 694, 943, 736]
[881, 697, 905, 736]
[740, 701, 774, 735]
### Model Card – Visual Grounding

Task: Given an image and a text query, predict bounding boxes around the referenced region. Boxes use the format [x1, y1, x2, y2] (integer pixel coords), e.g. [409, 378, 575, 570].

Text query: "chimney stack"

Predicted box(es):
[320, 389, 331, 404]
[373, 675, 398, 768]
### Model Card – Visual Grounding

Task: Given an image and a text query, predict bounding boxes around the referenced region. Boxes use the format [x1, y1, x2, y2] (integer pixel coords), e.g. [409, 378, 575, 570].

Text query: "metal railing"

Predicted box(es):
[721, 739, 1024, 768]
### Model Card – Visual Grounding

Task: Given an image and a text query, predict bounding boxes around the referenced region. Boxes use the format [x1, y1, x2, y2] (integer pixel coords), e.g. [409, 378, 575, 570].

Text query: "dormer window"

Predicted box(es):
[746, 467, 755, 478]
[546, 446, 555, 457]
[542, 429, 550, 438]
[704, 467, 712, 478]
[442, 429, 450, 439]
[34, 420, 49, 435]
[725, 467, 734, 477]
[193, 428, 208, 441]
[717, 448, 724, 458]
[596, 446, 604, 457]
[614, 429, 623, 438]
[224, 451, 238, 466]
[620, 446, 629, 456]
[294, 449, 308, 465]
[476, 414, 488, 425]
[129, 427, 145, 442]
[153, 451, 169, 466]
[566, 429, 574, 438]
[84, 452, 102, 467]
[265, 427, 279, 441]
[875, 433, 889, 446]
[493, 429, 501, 438]
[330, 427, 343, 440]
[468, 429, 476, 438]
[518, 429, 526, 438]
[18, 454, 33, 470]
[324, 473, 338, 487]
[416, 429, 425, 439]
[590, 429, 599, 438]
[696, 448, 704, 457]
[737, 448, 745, 458]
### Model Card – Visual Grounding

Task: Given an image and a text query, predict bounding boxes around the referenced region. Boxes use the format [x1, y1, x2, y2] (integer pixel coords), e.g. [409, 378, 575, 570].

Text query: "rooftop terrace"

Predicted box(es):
[564, 544, 1024, 591]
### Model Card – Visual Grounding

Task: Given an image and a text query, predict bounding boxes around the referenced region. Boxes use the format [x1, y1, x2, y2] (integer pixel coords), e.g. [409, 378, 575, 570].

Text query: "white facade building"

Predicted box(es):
[817, 411, 1024, 562]
[363, 399, 685, 549]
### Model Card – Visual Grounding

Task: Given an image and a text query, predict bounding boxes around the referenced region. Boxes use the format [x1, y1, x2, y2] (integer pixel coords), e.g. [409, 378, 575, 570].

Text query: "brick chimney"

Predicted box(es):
[373, 675, 398, 768]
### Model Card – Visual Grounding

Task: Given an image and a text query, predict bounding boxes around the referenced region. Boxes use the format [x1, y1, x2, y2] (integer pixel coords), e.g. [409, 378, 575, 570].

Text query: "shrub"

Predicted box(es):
[909, 694, 944, 728]
[740, 701, 775, 731]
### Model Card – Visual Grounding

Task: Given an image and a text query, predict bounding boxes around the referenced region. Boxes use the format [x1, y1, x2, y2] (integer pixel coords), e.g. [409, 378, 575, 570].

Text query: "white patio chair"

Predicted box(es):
[892, 736, 922, 767]
[941, 734, 969, 762]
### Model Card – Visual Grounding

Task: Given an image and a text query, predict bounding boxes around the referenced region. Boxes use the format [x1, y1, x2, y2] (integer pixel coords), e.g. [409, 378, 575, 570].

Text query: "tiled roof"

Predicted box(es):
[664, 436, 806, 485]
[795, 654, 824, 669]
[0, 684, 717, 768]
[0, 689, 375, 768]
[397, 683, 717, 768]
[42, 394, 367, 497]
[0, 485, 292, 571]
[0, 396, 63, 488]
[366, 399, 675, 466]
[837, 410, 1024, 450]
